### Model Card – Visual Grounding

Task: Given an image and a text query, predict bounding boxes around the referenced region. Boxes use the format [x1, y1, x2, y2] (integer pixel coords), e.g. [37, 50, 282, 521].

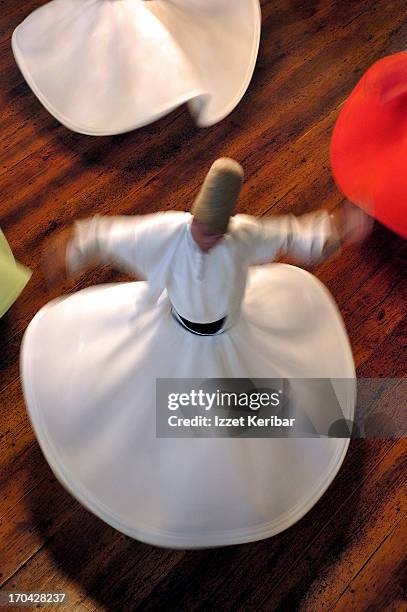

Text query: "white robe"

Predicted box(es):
[21, 211, 355, 548]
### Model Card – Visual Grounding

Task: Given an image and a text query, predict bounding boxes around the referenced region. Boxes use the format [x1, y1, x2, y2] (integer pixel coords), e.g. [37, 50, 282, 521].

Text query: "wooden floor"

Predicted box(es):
[1, 0, 406, 610]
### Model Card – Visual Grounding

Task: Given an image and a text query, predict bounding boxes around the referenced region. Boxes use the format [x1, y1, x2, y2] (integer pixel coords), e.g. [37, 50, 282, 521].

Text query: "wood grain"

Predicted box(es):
[0, 0, 406, 610]
[332, 517, 407, 612]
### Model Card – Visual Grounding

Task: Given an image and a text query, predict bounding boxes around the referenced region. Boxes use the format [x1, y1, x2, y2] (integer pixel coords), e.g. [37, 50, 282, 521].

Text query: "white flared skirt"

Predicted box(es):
[12, 0, 261, 134]
[21, 264, 355, 548]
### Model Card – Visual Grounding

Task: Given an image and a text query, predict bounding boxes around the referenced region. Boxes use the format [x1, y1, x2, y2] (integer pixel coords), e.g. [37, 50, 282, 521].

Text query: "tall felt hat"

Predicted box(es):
[12, 0, 261, 136]
[331, 51, 407, 238]
[0, 230, 31, 318]
[191, 158, 244, 233]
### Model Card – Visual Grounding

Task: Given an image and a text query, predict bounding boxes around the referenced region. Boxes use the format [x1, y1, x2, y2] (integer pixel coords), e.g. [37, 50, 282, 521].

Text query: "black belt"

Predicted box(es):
[172, 310, 226, 336]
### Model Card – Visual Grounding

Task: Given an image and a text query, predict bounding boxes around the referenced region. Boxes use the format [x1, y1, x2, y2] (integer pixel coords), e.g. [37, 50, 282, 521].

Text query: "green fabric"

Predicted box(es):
[0, 229, 14, 261]
[0, 229, 32, 317]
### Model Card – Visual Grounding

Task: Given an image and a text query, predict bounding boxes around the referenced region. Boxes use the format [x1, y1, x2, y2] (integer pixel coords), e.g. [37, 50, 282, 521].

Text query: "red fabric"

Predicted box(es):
[331, 52, 407, 238]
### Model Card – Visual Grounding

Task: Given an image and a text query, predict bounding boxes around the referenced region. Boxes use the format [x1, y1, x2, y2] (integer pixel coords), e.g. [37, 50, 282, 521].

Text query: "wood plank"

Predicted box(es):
[357, 313, 407, 378]
[332, 516, 407, 612]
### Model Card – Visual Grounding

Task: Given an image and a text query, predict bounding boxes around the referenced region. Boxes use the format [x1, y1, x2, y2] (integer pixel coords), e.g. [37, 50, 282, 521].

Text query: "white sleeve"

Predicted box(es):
[246, 210, 341, 265]
[65, 214, 160, 278]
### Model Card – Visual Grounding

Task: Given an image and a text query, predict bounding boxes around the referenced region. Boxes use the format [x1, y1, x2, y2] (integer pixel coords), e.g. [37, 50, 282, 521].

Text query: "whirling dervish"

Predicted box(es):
[21, 158, 370, 548]
[12, 0, 261, 135]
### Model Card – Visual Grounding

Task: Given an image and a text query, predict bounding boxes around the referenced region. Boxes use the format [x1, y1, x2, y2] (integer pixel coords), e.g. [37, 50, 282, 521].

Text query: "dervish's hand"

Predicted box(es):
[42, 227, 73, 289]
[330, 201, 374, 246]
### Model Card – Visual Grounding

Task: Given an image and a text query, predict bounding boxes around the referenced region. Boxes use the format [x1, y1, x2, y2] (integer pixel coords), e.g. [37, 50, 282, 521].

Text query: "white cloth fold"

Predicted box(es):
[12, 0, 261, 134]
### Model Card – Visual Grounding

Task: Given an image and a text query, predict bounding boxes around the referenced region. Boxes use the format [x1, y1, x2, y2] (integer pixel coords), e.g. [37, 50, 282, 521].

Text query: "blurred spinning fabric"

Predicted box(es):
[331, 51, 407, 238]
[12, 0, 261, 135]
